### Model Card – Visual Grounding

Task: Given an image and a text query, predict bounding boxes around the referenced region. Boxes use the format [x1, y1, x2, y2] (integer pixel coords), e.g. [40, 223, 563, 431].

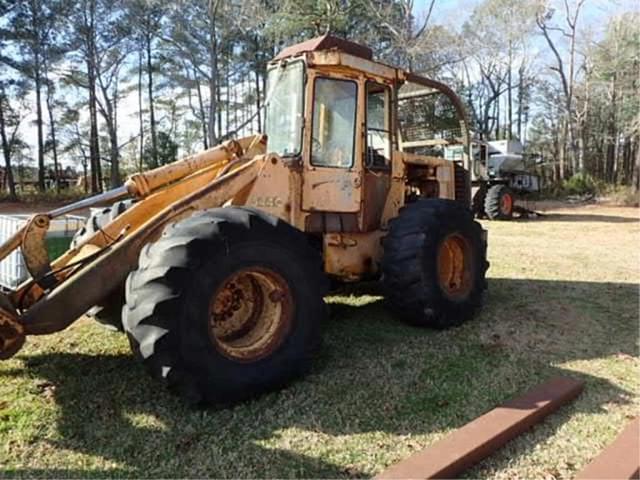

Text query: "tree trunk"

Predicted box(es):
[27, 0, 46, 192]
[87, 0, 101, 193]
[507, 44, 512, 140]
[608, 73, 618, 183]
[552, 120, 560, 183]
[613, 130, 620, 185]
[578, 68, 590, 175]
[102, 83, 121, 187]
[207, 1, 219, 147]
[255, 69, 262, 132]
[109, 123, 120, 187]
[565, 2, 584, 177]
[45, 71, 60, 192]
[82, 158, 88, 194]
[138, 48, 144, 172]
[225, 51, 230, 137]
[34, 62, 45, 191]
[516, 65, 523, 140]
[632, 139, 640, 192]
[0, 95, 17, 199]
[146, 32, 158, 168]
[216, 60, 222, 138]
[494, 95, 500, 139]
[196, 71, 208, 149]
[207, 53, 217, 146]
[621, 137, 631, 184]
[233, 81, 238, 131]
[87, 59, 101, 193]
[559, 117, 567, 180]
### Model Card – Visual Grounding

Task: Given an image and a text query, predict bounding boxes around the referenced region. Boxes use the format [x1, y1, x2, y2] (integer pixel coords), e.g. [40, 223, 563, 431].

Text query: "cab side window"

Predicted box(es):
[311, 78, 358, 168]
[366, 82, 391, 169]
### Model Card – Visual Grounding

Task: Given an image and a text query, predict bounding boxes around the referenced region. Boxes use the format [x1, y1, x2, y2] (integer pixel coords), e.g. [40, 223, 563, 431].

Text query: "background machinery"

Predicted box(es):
[445, 139, 542, 220]
[0, 35, 488, 404]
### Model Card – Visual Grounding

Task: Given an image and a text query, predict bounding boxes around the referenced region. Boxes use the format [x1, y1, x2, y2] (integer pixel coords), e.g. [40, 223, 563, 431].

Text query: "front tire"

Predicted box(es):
[381, 199, 488, 328]
[122, 207, 328, 405]
[485, 184, 514, 220]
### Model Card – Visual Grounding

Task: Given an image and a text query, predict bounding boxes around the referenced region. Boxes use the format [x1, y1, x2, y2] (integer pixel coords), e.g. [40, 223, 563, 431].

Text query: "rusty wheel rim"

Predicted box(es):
[500, 192, 513, 215]
[208, 267, 293, 362]
[437, 233, 473, 300]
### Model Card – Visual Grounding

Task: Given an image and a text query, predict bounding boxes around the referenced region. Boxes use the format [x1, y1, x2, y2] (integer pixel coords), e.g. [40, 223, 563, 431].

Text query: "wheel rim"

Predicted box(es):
[437, 233, 473, 300]
[500, 192, 513, 215]
[208, 267, 293, 362]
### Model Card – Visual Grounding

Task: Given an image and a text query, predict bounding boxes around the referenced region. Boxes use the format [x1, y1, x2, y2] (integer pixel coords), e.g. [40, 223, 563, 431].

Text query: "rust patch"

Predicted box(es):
[0, 294, 25, 359]
[208, 267, 293, 363]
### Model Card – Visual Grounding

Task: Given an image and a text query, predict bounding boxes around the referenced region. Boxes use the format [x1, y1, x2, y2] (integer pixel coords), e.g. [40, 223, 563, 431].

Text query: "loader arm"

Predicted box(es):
[0, 135, 267, 359]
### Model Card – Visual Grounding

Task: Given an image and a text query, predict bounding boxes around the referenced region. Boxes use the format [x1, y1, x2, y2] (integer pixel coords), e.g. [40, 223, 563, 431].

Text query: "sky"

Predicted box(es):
[13, 0, 640, 170]
[415, 0, 639, 24]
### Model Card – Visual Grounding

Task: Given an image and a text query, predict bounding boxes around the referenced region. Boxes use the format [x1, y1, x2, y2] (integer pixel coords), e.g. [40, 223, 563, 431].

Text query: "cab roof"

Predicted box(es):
[271, 34, 397, 82]
[273, 34, 373, 61]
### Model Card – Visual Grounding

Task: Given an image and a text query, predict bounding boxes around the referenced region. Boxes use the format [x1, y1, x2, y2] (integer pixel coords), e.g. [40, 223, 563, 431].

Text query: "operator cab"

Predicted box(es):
[264, 36, 396, 221]
[264, 34, 470, 230]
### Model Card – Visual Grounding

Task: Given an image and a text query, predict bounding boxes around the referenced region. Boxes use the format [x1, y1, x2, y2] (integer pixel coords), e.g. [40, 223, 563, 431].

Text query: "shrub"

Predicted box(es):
[600, 184, 640, 207]
[562, 173, 598, 196]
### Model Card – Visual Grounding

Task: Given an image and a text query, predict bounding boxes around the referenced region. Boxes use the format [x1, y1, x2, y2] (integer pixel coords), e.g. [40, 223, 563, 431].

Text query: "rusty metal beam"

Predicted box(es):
[576, 417, 639, 480]
[375, 376, 584, 480]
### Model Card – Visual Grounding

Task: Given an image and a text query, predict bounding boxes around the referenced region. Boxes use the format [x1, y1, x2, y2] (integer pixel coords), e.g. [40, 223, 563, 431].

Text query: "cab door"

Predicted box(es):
[302, 72, 362, 212]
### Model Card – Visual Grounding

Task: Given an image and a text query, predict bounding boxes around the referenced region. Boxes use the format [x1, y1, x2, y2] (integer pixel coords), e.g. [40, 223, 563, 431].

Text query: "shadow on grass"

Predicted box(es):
[1, 278, 637, 478]
[536, 212, 638, 223]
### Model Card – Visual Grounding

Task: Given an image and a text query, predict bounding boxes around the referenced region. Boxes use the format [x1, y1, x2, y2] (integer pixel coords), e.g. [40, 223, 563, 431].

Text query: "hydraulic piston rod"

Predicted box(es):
[48, 186, 130, 218]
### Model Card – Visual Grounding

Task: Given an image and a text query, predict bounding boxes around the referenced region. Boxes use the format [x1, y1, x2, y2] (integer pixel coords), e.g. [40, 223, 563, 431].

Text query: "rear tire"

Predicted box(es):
[73, 200, 133, 331]
[381, 199, 488, 328]
[122, 207, 328, 405]
[485, 184, 514, 220]
[72, 200, 133, 248]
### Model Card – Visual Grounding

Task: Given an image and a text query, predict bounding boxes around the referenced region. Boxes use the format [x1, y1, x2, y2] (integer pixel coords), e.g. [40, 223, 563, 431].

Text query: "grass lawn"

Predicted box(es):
[1, 202, 638, 478]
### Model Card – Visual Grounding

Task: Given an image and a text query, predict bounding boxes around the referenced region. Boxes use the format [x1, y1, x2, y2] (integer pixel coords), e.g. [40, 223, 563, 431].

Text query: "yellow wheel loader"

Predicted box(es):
[0, 35, 488, 404]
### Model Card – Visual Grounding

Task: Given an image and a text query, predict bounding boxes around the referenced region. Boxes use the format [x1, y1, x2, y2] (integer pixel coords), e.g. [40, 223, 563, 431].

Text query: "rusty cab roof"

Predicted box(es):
[273, 34, 374, 62]
[270, 34, 398, 82]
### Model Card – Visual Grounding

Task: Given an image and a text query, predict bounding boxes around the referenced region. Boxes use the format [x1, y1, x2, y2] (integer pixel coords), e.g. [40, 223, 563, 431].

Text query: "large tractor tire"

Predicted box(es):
[484, 184, 514, 220]
[122, 207, 328, 405]
[472, 186, 487, 218]
[381, 199, 488, 329]
[73, 200, 133, 331]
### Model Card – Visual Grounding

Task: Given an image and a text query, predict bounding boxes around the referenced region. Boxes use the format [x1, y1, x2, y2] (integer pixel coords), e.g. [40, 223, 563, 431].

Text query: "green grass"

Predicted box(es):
[1, 203, 638, 478]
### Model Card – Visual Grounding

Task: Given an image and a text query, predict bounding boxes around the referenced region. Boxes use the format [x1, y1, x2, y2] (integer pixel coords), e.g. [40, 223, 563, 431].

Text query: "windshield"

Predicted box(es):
[265, 61, 305, 157]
